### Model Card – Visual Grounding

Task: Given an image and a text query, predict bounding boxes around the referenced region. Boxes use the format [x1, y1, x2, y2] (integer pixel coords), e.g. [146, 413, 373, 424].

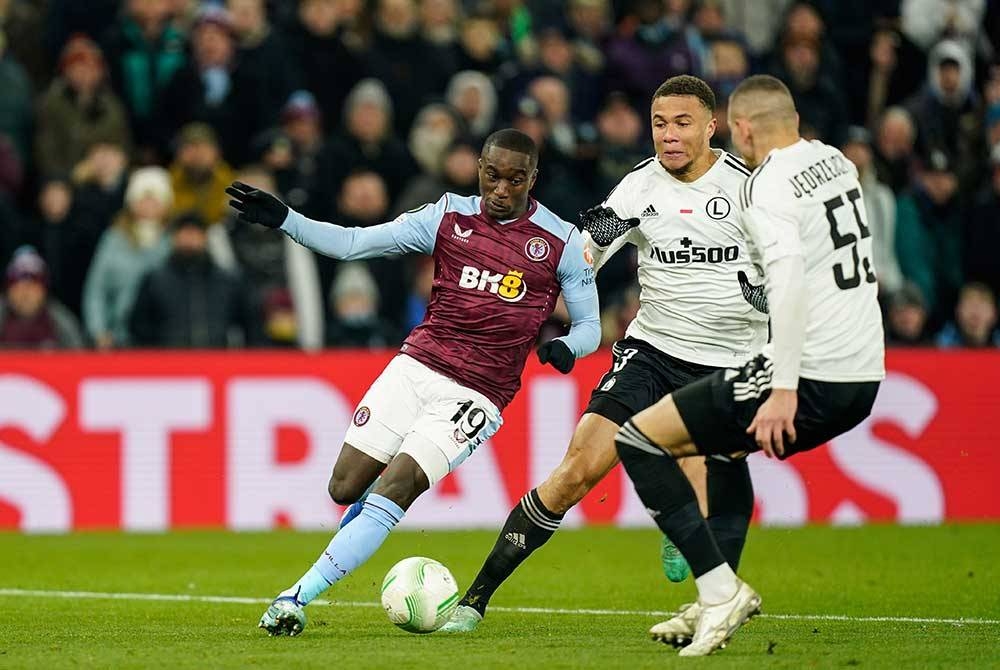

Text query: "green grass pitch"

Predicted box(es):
[1, 525, 998, 669]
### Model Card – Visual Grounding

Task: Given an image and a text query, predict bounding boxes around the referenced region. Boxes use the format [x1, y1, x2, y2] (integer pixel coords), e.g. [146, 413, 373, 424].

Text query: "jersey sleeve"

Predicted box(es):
[589, 173, 641, 271]
[555, 227, 601, 358]
[280, 194, 444, 260]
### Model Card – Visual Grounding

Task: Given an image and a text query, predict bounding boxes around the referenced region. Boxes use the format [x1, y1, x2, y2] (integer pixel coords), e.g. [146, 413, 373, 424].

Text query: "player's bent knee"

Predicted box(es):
[544, 448, 612, 511]
[327, 473, 367, 506]
[373, 454, 431, 511]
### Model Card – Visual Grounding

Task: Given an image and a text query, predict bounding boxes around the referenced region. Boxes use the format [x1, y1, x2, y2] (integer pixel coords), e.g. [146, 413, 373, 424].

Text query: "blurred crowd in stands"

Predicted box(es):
[0, 0, 998, 351]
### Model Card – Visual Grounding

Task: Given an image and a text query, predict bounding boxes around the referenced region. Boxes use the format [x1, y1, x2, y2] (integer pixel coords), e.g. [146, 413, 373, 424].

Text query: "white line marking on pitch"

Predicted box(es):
[0, 588, 996, 626]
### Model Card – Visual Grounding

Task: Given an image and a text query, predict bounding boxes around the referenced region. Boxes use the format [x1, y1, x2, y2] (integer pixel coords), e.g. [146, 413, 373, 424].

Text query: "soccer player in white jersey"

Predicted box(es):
[442, 75, 770, 633]
[614, 74, 885, 657]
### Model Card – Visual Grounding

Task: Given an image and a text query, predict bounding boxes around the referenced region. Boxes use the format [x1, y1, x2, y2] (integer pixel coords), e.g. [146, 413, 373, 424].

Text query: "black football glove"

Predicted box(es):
[578, 205, 640, 248]
[738, 270, 769, 314]
[226, 181, 289, 229]
[537, 339, 575, 374]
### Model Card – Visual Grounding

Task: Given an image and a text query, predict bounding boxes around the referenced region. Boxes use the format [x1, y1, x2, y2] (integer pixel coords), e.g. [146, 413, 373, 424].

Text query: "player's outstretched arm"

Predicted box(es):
[578, 205, 640, 271]
[228, 182, 441, 260]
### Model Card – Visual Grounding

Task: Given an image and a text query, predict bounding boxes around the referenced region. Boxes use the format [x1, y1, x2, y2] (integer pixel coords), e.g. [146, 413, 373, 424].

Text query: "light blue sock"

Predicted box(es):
[283, 494, 404, 605]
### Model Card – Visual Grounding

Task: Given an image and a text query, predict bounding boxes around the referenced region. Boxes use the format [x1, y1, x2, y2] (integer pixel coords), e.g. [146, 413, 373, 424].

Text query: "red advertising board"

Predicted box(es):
[0, 350, 997, 532]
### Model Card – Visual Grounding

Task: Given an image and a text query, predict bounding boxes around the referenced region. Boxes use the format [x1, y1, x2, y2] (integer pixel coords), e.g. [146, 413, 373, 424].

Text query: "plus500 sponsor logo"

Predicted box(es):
[458, 266, 526, 302]
[650, 239, 740, 264]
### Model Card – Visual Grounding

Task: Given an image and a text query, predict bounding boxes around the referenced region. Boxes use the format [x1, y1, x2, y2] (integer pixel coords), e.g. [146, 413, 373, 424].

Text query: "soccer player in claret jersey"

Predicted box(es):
[441, 75, 770, 634]
[226, 129, 601, 637]
[614, 75, 885, 657]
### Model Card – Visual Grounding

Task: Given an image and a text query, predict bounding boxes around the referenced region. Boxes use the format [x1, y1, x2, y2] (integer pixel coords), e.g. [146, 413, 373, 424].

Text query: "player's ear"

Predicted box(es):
[529, 169, 538, 190]
[706, 116, 718, 140]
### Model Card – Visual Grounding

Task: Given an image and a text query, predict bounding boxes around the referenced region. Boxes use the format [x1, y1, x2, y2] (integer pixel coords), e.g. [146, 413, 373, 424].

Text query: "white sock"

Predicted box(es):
[695, 563, 739, 605]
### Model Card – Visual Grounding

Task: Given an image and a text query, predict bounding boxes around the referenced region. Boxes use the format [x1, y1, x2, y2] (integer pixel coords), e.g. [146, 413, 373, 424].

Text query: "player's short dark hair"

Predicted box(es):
[482, 129, 539, 167]
[652, 75, 716, 112]
[730, 74, 793, 103]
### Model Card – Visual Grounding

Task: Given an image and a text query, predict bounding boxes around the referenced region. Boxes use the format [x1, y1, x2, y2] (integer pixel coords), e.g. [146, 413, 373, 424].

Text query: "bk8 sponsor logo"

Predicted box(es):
[458, 266, 526, 302]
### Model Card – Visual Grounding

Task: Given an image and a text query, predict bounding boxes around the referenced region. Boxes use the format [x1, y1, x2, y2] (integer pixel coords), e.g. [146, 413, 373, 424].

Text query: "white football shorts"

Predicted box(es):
[342, 354, 503, 485]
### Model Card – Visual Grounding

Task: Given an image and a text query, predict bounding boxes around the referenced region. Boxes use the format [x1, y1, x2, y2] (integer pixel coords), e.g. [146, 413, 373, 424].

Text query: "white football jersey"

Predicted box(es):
[740, 139, 885, 382]
[596, 150, 769, 367]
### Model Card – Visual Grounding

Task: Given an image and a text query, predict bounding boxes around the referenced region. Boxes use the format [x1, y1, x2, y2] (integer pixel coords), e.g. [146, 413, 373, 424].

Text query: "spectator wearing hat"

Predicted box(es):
[100, 0, 187, 162]
[885, 281, 932, 346]
[0, 246, 84, 349]
[168, 122, 235, 226]
[325, 261, 400, 348]
[129, 211, 260, 348]
[83, 166, 173, 349]
[903, 39, 982, 194]
[935, 282, 1000, 348]
[896, 146, 965, 329]
[324, 79, 415, 203]
[158, 5, 273, 165]
[965, 143, 1000, 297]
[841, 125, 904, 297]
[272, 91, 332, 221]
[35, 34, 132, 181]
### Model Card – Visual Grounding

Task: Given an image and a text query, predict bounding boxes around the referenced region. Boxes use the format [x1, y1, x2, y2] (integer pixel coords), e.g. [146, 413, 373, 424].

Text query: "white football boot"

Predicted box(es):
[649, 602, 701, 647]
[677, 580, 761, 657]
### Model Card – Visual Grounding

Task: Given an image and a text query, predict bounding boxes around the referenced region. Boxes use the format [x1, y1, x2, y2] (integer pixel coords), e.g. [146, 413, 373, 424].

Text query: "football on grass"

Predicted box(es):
[381, 556, 460, 633]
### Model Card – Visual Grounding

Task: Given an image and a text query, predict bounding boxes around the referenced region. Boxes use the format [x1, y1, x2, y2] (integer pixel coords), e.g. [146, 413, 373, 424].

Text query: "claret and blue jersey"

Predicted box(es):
[281, 193, 600, 409]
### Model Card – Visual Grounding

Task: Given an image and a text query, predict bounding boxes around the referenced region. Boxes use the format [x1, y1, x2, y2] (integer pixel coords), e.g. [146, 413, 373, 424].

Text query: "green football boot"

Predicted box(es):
[438, 605, 483, 633]
[661, 535, 691, 583]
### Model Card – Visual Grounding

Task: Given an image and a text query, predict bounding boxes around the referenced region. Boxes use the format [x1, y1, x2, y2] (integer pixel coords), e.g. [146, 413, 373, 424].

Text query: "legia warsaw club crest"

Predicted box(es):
[525, 237, 550, 262]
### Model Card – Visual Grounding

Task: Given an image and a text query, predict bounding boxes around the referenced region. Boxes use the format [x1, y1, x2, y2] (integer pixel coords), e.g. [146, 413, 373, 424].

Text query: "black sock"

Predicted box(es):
[616, 421, 727, 578]
[459, 488, 564, 616]
[706, 455, 754, 571]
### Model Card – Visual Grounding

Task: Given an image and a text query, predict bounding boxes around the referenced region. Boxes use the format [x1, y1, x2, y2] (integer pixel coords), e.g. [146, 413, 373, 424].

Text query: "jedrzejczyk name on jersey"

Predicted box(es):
[593, 150, 768, 367]
[740, 139, 885, 382]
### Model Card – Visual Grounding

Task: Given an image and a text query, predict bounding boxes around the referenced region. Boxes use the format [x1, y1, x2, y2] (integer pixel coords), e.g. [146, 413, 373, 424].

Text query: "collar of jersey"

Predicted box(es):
[657, 148, 727, 187]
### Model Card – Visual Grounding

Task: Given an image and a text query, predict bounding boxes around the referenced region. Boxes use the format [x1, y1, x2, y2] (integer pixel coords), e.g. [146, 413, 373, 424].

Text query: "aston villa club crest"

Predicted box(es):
[353, 406, 371, 427]
[525, 237, 550, 262]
